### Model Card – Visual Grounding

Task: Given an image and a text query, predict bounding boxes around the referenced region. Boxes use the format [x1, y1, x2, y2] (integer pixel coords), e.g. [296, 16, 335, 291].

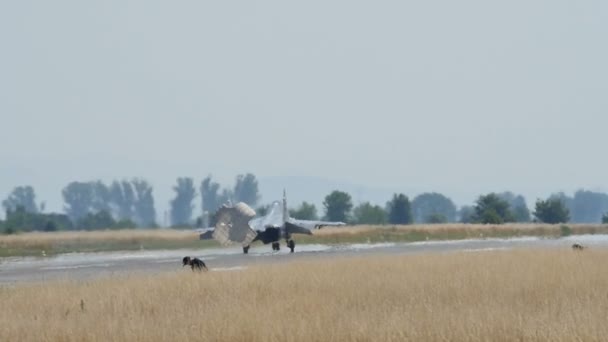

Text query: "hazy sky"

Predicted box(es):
[1, 1, 607, 217]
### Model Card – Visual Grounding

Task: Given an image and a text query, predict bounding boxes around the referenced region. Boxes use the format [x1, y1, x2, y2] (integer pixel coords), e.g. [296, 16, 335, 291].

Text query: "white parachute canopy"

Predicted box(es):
[212, 202, 258, 246]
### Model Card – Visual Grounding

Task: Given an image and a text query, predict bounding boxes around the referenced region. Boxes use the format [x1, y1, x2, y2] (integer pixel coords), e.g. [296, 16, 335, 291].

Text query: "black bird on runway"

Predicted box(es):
[182, 256, 208, 271]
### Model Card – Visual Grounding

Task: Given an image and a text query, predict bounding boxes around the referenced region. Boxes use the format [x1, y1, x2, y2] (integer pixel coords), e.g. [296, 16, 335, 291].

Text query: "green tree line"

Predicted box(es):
[2, 179, 608, 234]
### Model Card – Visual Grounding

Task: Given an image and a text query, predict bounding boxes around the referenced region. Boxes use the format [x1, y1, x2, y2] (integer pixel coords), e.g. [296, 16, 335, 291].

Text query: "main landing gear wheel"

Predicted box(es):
[243, 245, 250, 254]
[287, 240, 295, 253]
[271, 242, 280, 251]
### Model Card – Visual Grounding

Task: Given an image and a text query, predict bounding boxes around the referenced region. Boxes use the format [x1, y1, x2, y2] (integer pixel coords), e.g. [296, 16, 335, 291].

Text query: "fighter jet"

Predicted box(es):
[209, 190, 346, 254]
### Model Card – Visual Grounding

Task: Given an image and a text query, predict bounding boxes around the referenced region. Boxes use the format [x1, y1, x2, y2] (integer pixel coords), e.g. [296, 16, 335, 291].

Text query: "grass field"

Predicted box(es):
[0, 229, 211, 257]
[1, 248, 607, 341]
[298, 223, 608, 244]
[1, 224, 607, 257]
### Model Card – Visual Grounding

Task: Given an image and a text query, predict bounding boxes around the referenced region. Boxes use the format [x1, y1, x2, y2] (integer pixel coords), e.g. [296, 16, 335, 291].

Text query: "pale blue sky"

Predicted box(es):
[1, 0, 606, 218]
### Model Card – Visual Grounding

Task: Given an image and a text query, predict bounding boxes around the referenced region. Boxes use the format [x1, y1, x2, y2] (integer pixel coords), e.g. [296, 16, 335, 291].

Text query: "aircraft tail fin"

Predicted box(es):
[283, 189, 288, 223]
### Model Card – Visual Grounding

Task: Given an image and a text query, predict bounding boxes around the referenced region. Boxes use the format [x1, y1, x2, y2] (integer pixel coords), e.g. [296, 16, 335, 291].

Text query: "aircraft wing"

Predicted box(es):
[212, 203, 258, 246]
[286, 218, 346, 231]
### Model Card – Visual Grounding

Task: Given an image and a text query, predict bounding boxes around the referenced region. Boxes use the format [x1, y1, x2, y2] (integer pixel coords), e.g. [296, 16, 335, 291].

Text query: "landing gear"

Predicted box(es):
[287, 240, 295, 253]
[271, 242, 280, 251]
[243, 245, 250, 254]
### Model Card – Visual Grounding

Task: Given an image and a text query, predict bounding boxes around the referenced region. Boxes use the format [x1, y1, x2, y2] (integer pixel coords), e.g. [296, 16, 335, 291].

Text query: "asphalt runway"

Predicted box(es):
[1, 234, 607, 285]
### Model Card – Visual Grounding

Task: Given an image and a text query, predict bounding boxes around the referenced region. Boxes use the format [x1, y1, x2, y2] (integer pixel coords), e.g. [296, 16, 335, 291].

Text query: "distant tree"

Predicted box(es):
[109, 181, 125, 218]
[550, 192, 574, 209]
[3, 206, 39, 232]
[2, 205, 74, 233]
[353, 202, 387, 224]
[426, 213, 448, 224]
[458, 205, 475, 223]
[77, 210, 116, 230]
[44, 220, 57, 232]
[219, 189, 233, 206]
[602, 213, 608, 224]
[323, 191, 353, 222]
[2, 186, 38, 213]
[170, 177, 197, 226]
[91, 181, 112, 213]
[112, 219, 138, 230]
[386, 193, 413, 224]
[201, 176, 222, 214]
[290, 202, 319, 220]
[472, 193, 515, 224]
[511, 205, 531, 223]
[570, 190, 608, 223]
[548, 190, 608, 223]
[411, 193, 456, 223]
[62, 179, 148, 225]
[42, 213, 73, 231]
[533, 198, 570, 224]
[497, 192, 531, 222]
[63, 182, 95, 222]
[109, 180, 136, 221]
[256, 204, 270, 217]
[132, 179, 156, 227]
[233, 173, 260, 207]
[121, 180, 136, 219]
[201, 176, 231, 227]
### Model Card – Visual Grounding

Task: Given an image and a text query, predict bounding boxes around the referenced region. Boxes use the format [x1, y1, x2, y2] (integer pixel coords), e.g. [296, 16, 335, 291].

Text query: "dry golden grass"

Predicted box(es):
[2, 248, 608, 341]
[297, 223, 608, 246]
[2, 224, 607, 257]
[314, 223, 606, 236]
[0, 229, 198, 246]
[0, 229, 203, 257]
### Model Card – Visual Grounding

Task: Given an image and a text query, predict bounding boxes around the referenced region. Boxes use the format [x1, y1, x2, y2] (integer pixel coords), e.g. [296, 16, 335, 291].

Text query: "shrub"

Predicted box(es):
[534, 198, 570, 224]
[426, 213, 448, 224]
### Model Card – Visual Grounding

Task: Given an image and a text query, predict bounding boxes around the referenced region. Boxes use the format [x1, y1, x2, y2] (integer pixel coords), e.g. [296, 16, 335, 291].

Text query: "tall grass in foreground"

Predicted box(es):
[2, 249, 608, 341]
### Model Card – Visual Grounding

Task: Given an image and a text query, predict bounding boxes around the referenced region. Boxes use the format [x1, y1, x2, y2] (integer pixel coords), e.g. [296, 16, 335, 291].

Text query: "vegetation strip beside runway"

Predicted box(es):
[1, 224, 607, 257]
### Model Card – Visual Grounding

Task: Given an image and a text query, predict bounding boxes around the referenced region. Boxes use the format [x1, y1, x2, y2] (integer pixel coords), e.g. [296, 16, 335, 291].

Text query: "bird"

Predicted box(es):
[571, 243, 585, 251]
[182, 256, 208, 271]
